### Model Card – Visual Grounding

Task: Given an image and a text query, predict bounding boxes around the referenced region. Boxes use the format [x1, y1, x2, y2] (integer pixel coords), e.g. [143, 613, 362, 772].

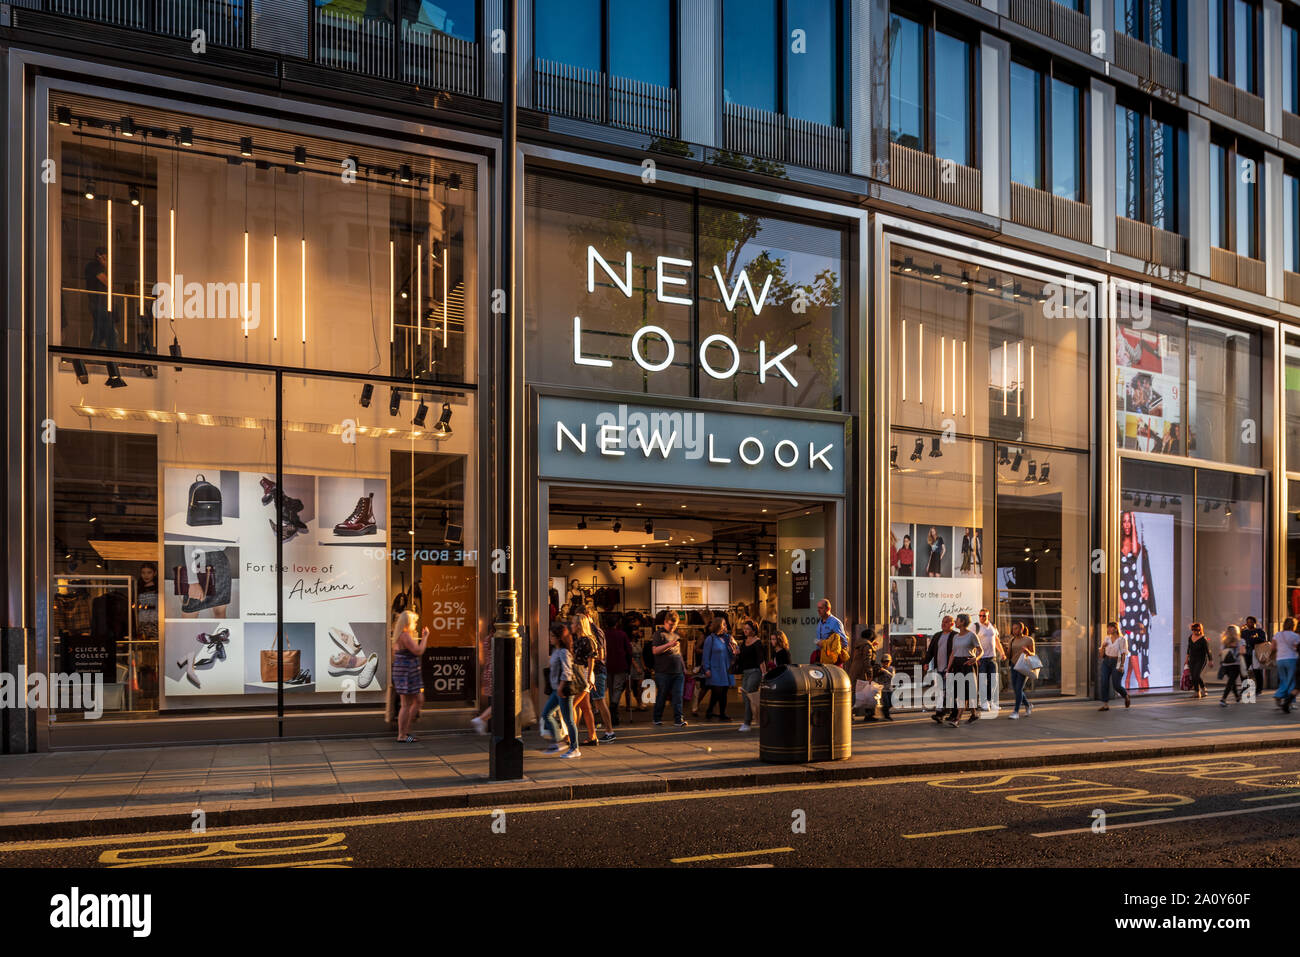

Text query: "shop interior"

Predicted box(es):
[546, 488, 833, 676]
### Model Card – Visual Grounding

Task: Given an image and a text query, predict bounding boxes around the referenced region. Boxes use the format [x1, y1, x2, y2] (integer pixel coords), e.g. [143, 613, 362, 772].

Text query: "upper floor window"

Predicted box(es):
[1010, 61, 1084, 201]
[1210, 0, 1260, 93]
[1115, 100, 1187, 235]
[1114, 0, 1185, 57]
[1284, 17, 1300, 115]
[535, 0, 675, 87]
[1285, 168, 1300, 274]
[723, 0, 843, 126]
[1210, 133, 1261, 259]
[888, 9, 977, 167]
[319, 0, 477, 43]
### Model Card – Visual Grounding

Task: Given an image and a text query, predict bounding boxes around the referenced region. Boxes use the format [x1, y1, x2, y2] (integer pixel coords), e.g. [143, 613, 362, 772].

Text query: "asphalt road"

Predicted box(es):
[4, 747, 1300, 869]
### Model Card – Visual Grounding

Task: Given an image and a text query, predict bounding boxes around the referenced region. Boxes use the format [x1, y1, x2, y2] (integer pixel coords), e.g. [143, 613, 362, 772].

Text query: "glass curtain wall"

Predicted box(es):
[45, 94, 480, 725]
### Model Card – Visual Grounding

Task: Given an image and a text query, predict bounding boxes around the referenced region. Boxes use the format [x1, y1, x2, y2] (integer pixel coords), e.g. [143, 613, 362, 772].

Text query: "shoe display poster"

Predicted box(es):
[891, 522, 983, 635]
[161, 467, 388, 703]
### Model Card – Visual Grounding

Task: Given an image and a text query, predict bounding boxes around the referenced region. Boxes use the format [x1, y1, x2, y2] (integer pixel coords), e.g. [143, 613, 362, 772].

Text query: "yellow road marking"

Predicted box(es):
[1032, 800, 1300, 837]
[239, 856, 354, 868]
[7, 744, 1300, 854]
[1100, 807, 1175, 819]
[671, 847, 792, 863]
[1241, 791, 1300, 801]
[902, 825, 1006, 839]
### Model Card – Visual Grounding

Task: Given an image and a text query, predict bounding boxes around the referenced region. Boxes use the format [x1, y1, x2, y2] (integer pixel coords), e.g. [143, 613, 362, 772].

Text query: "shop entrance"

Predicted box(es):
[540, 487, 841, 704]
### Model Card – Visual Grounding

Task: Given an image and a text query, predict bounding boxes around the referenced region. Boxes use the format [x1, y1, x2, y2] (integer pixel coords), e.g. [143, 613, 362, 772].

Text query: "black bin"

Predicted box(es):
[758, 663, 852, 763]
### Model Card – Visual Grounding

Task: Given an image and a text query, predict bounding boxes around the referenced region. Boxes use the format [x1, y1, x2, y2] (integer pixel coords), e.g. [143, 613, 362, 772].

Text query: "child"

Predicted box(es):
[877, 653, 896, 721]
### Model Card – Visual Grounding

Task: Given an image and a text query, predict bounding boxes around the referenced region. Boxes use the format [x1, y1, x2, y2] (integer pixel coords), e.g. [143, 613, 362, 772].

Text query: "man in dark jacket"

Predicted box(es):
[605, 618, 634, 725]
[924, 615, 956, 721]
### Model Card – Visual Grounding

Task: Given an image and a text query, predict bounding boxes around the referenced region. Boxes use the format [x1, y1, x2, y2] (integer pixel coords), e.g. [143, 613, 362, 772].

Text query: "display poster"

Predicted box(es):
[161, 468, 388, 702]
[61, 635, 116, 679]
[1118, 509, 1174, 690]
[890, 522, 983, 635]
[419, 565, 477, 648]
[791, 571, 811, 609]
[681, 586, 704, 605]
[421, 646, 477, 702]
[1115, 328, 1182, 454]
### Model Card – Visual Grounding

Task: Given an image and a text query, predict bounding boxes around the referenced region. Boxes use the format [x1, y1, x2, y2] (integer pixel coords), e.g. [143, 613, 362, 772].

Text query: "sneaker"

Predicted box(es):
[1124, 695, 1131, 709]
[602, 732, 616, 742]
[545, 743, 563, 752]
[470, 716, 487, 734]
[653, 720, 663, 726]
[358, 653, 380, 689]
[327, 652, 368, 676]
[947, 719, 960, 727]
[930, 712, 944, 724]
[738, 723, 751, 732]
[562, 748, 582, 759]
[540, 728, 554, 740]
[1025, 702, 1033, 715]
[1008, 712, 1021, 719]
[1219, 700, 1228, 708]
[329, 627, 363, 656]
[675, 719, 689, 727]
[967, 712, 980, 723]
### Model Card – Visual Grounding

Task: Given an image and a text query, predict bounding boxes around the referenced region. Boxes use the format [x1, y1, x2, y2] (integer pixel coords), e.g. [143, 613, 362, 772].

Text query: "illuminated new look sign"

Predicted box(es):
[538, 396, 846, 496]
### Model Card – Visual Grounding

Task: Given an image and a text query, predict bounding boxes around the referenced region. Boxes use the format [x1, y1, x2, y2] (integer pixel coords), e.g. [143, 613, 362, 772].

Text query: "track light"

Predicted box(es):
[129, 186, 140, 207]
[998, 446, 1010, 465]
[661, 564, 668, 572]
[84, 179, 96, 200]
[432, 402, 453, 437]
[294, 146, 307, 166]
[71, 358, 88, 384]
[389, 388, 402, 416]
[577, 516, 587, 530]
[119, 116, 135, 137]
[447, 172, 462, 190]
[56, 106, 72, 126]
[1011, 450, 1022, 472]
[1038, 463, 1050, 484]
[910, 438, 924, 462]
[1203, 499, 1212, 513]
[359, 383, 373, 408]
[105, 363, 126, 389]
[960, 271, 971, 286]
[889, 444, 899, 470]
[399, 164, 412, 183]
[929, 437, 942, 458]
[901, 256, 914, 273]
[1144, 494, 1152, 508]
[412, 399, 429, 427]
[612, 519, 621, 533]
[644, 519, 654, 535]
[239, 136, 253, 157]
[169, 335, 183, 371]
[609, 561, 616, 571]
[931, 262, 942, 279]
[179, 126, 194, 146]
[1026, 460, 1037, 482]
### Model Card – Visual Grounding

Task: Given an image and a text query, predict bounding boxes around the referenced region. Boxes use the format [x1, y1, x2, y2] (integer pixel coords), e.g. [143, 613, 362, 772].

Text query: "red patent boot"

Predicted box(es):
[334, 492, 376, 536]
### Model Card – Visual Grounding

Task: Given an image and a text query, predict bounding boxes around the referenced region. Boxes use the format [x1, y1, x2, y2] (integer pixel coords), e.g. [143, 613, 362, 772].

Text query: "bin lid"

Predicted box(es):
[761, 663, 850, 695]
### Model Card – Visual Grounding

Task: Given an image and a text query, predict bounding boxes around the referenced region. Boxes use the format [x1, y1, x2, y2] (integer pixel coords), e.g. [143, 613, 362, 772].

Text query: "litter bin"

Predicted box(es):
[758, 663, 851, 763]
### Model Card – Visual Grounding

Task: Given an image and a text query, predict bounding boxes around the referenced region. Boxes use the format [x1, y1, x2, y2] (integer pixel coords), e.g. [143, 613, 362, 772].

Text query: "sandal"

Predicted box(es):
[397, 734, 418, 743]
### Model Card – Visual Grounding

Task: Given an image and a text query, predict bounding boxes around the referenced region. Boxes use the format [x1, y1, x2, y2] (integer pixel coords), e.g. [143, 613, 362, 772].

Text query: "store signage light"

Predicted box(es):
[572, 247, 798, 386]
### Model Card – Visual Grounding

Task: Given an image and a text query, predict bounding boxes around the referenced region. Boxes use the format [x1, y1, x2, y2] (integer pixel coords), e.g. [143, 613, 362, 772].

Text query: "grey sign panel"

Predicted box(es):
[538, 397, 846, 497]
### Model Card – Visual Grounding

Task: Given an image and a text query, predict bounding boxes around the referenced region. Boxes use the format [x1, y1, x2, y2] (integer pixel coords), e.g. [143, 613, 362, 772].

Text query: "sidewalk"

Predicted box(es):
[3, 694, 1299, 839]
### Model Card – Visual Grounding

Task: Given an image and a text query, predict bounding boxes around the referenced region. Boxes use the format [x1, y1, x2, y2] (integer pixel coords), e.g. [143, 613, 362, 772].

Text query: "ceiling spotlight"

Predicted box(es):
[960, 271, 971, 286]
[83, 179, 96, 200]
[389, 388, 402, 416]
[432, 402, 453, 437]
[929, 437, 942, 458]
[609, 561, 616, 570]
[1203, 499, 1212, 513]
[910, 438, 924, 462]
[56, 106, 72, 126]
[239, 136, 253, 157]
[889, 444, 899, 470]
[1144, 494, 1152, 508]
[119, 116, 136, 138]
[577, 516, 587, 530]
[399, 164, 413, 183]
[1025, 459, 1037, 482]
[179, 126, 194, 146]
[359, 383, 373, 408]
[901, 256, 914, 273]
[294, 146, 307, 166]
[931, 262, 942, 279]
[661, 564, 668, 572]
[1159, 496, 1167, 507]
[1038, 463, 1051, 484]
[412, 399, 429, 427]
[644, 519, 654, 535]
[998, 446, 1010, 465]
[612, 519, 621, 533]
[169, 335, 183, 370]
[986, 275, 997, 292]
[568, 559, 575, 567]
[447, 172, 462, 190]
[104, 363, 126, 389]
[129, 186, 140, 207]
[71, 358, 89, 384]
[1011, 450, 1023, 472]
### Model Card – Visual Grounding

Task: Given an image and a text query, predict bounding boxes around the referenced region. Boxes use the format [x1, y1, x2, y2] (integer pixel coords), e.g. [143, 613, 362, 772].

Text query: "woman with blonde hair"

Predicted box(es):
[391, 610, 429, 743]
[567, 609, 601, 745]
[1219, 625, 1246, 706]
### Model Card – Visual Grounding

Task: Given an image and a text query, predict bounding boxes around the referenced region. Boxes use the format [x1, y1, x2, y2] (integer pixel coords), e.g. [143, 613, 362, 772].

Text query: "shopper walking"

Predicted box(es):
[1185, 622, 1211, 699]
[767, 627, 792, 669]
[470, 627, 492, 734]
[975, 608, 1004, 712]
[585, 608, 617, 742]
[1272, 618, 1300, 713]
[735, 618, 768, 732]
[1007, 621, 1037, 718]
[699, 616, 737, 720]
[942, 613, 982, 726]
[848, 628, 880, 720]
[651, 610, 688, 727]
[604, 615, 634, 726]
[541, 621, 581, 758]
[567, 609, 600, 745]
[1097, 620, 1131, 711]
[925, 615, 957, 723]
[1219, 625, 1246, 706]
[1241, 615, 1268, 692]
[391, 610, 428, 743]
[815, 599, 850, 665]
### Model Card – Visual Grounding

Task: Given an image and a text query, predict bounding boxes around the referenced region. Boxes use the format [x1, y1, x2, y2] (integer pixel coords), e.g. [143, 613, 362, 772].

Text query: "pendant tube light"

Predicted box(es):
[300, 172, 307, 344]
[417, 243, 422, 346]
[1016, 340, 1022, 417]
[138, 203, 144, 321]
[1002, 340, 1008, 415]
[272, 234, 279, 341]
[389, 239, 395, 343]
[442, 245, 448, 348]
[242, 228, 250, 337]
[301, 237, 307, 344]
[169, 206, 175, 322]
[900, 320, 906, 402]
[917, 323, 924, 404]
[939, 335, 946, 414]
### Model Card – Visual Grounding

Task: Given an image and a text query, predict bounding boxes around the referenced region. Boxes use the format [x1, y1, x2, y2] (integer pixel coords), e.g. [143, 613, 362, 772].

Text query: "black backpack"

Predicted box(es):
[186, 474, 223, 526]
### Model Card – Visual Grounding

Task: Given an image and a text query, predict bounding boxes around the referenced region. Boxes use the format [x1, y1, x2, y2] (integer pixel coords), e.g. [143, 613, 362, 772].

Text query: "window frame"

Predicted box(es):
[1210, 129, 1263, 260]
[1010, 55, 1086, 203]
[1115, 0, 1186, 59]
[1114, 94, 1187, 235]
[723, 0, 847, 125]
[887, 4, 979, 167]
[1212, 0, 1262, 94]
[535, 0, 680, 88]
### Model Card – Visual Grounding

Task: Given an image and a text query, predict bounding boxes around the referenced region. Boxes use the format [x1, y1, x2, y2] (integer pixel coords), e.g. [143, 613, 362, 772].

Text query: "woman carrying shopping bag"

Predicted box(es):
[1008, 621, 1040, 718]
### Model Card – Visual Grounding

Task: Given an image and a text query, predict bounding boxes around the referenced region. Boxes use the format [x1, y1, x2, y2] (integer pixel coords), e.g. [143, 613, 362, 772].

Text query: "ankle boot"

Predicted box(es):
[260, 477, 303, 512]
[334, 492, 376, 536]
[270, 515, 301, 542]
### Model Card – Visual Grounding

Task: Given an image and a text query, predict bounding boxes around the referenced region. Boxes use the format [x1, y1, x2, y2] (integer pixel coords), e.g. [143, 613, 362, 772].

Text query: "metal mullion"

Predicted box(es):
[925, 17, 936, 155]
[275, 368, 284, 737]
[1040, 68, 1051, 196]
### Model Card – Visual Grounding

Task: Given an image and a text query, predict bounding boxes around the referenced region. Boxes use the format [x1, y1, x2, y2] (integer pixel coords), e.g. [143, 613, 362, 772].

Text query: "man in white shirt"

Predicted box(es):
[975, 608, 1005, 712]
[1272, 617, 1300, 713]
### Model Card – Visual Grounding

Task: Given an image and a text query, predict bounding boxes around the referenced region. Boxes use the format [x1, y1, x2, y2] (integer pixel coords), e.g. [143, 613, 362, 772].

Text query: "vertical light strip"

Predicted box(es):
[940, 336, 946, 413]
[137, 204, 144, 319]
[272, 234, 279, 340]
[300, 238, 307, 344]
[1030, 344, 1036, 419]
[901, 320, 907, 401]
[416, 243, 423, 346]
[951, 339, 957, 417]
[442, 247, 448, 348]
[918, 323, 924, 404]
[242, 230, 249, 337]
[1016, 341, 1023, 417]
[169, 207, 175, 322]
[106, 199, 114, 338]
[1002, 340, 1008, 415]
[961, 340, 967, 417]
[389, 240, 395, 343]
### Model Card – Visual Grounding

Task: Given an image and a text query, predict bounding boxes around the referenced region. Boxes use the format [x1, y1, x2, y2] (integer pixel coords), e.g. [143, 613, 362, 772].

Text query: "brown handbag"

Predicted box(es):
[173, 564, 214, 596]
[260, 632, 301, 683]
